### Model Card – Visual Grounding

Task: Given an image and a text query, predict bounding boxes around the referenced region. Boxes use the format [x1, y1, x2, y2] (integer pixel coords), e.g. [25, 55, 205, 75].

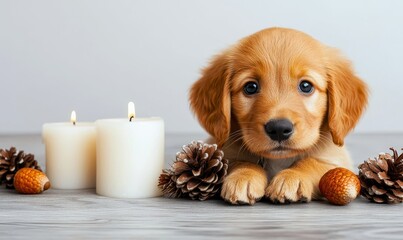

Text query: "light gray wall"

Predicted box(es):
[1, 0, 402, 134]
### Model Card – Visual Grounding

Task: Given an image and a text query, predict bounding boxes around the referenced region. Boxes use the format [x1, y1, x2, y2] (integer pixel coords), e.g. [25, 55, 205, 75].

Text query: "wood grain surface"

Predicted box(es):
[1, 133, 403, 239]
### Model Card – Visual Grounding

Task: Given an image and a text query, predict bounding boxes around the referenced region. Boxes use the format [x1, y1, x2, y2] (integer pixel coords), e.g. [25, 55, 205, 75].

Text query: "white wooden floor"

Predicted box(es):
[1, 133, 403, 239]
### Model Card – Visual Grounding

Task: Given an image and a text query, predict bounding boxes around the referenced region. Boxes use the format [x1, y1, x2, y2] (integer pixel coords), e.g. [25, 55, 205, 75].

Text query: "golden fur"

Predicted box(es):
[189, 28, 368, 205]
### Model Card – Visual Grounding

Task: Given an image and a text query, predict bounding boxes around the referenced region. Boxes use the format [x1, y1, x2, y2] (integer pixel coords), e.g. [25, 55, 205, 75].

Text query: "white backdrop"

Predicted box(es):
[1, 0, 403, 134]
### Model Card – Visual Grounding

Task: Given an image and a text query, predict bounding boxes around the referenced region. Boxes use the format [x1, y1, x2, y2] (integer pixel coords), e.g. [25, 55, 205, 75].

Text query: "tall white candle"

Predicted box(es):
[43, 111, 96, 189]
[96, 102, 164, 198]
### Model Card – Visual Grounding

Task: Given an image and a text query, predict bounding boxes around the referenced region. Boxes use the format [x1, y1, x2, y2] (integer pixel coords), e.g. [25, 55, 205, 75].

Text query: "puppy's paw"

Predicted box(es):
[221, 165, 267, 205]
[265, 169, 313, 203]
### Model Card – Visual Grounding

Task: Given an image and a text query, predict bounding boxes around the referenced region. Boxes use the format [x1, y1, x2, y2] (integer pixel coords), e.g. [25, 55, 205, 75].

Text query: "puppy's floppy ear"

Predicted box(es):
[326, 49, 368, 146]
[189, 52, 231, 147]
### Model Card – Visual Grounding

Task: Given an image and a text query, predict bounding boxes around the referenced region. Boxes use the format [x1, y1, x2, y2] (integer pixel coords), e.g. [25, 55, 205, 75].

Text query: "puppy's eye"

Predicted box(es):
[243, 81, 260, 95]
[298, 80, 314, 95]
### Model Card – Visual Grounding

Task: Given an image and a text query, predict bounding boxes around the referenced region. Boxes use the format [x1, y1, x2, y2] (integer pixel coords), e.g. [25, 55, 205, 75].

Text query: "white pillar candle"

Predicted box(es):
[43, 111, 96, 189]
[96, 102, 165, 198]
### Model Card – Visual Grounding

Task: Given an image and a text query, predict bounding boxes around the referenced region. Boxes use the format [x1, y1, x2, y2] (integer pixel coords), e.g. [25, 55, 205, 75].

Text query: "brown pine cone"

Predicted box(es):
[0, 147, 42, 189]
[358, 148, 403, 204]
[158, 169, 183, 198]
[158, 141, 229, 201]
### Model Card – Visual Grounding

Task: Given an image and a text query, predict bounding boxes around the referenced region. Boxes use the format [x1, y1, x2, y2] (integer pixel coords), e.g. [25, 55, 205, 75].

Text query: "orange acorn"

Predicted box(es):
[13, 168, 51, 194]
[319, 167, 360, 205]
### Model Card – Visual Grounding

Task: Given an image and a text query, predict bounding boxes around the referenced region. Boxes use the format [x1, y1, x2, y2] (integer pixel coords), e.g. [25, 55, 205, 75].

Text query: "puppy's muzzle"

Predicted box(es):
[264, 119, 294, 142]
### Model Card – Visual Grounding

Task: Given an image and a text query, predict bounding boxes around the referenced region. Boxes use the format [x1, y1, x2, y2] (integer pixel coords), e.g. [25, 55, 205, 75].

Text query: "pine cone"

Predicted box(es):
[0, 147, 42, 189]
[158, 141, 229, 201]
[358, 148, 403, 204]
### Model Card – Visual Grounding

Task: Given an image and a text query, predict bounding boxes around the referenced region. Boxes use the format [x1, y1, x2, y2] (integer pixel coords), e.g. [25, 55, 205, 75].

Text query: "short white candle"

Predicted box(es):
[96, 102, 165, 198]
[43, 111, 96, 189]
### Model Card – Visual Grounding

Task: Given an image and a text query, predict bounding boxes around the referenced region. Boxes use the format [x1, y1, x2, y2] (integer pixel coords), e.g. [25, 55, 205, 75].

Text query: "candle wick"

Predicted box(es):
[129, 116, 134, 122]
[73, 121, 76, 126]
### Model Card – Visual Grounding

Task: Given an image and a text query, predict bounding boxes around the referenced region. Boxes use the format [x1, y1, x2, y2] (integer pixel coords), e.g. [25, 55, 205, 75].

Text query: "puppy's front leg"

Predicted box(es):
[221, 162, 268, 205]
[265, 158, 335, 203]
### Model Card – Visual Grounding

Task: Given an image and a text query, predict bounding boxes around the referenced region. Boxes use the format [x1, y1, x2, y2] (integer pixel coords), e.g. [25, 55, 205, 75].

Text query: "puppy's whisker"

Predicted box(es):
[227, 129, 244, 140]
[225, 130, 245, 149]
[303, 132, 332, 155]
[225, 129, 258, 159]
[238, 140, 252, 158]
[237, 129, 261, 155]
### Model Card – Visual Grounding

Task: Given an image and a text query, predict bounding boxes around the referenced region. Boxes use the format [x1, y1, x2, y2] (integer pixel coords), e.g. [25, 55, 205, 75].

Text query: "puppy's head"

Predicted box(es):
[190, 28, 368, 159]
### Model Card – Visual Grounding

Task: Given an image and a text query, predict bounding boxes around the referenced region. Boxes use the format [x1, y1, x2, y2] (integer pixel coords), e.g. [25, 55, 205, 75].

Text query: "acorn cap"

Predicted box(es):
[319, 167, 361, 205]
[14, 168, 50, 194]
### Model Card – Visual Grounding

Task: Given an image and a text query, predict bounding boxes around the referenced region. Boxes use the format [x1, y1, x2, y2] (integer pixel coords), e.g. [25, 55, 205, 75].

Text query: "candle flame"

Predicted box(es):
[128, 102, 135, 121]
[71, 111, 77, 125]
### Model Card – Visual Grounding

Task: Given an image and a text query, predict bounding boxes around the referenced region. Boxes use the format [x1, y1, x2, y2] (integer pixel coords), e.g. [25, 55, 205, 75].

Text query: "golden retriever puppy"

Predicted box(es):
[189, 27, 368, 205]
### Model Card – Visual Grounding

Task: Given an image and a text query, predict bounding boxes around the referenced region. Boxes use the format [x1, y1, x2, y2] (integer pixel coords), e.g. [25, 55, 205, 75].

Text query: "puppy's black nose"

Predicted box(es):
[264, 119, 294, 141]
